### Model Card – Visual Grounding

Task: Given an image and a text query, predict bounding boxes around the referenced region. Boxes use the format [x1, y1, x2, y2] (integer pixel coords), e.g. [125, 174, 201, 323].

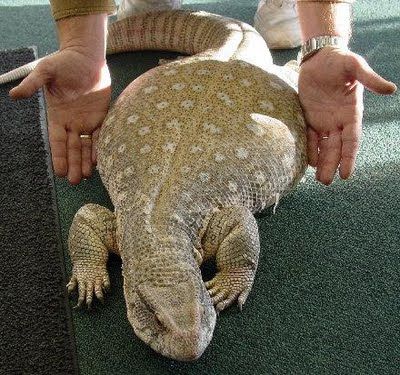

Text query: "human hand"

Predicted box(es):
[298, 46, 397, 185]
[9, 14, 110, 185]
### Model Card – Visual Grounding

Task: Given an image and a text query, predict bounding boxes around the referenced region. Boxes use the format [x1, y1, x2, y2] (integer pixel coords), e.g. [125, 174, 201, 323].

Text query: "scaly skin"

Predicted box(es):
[71, 55, 306, 360]
[1, 10, 308, 361]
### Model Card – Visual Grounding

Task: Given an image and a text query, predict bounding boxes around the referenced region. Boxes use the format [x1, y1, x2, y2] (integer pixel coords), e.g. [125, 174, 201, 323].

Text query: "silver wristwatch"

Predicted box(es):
[297, 35, 349, 65]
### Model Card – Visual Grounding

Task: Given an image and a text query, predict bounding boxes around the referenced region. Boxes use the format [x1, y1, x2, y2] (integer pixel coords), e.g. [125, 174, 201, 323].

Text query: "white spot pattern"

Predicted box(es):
[246, 123, 265, 136]
[199, 172, 210, 182]
[162, 142, 177, 153]
[259, 100, 274, 111]
[191, 84, 204, 92]
[172, 83, 185, 91]
[270, 81, 283, 90]
[217, 92, 234, 107]
[127, 114, 139, 124]
[235, 148, 249, 159]
[240, 79, 252, 87]
[223, 73, 234, 81]
[217, 92, 229, 100]
[118, 144, 126, 153]
[148, 165, 160, 174]
[166, 119, 181, 130]
[215, 153, 225, 162]
[181, 100, 194, 109]
[138, 127, 150, 136]
[143, 86, 158, 94]
[163, 69, 178, 76]
[228, 181, 238, 192]
[156, 101, 169, 110]
[197, 69, 211, 75]
[190, 145, 203, 154]
[203, 123, 222, 134]
[104, 135, 111, 145]
[140, 144, 151, 154]
[255, 171, 266, 184]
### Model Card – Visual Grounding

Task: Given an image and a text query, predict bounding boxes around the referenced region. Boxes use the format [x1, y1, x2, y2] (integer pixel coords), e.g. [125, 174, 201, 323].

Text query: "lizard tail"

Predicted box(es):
[0, 51, 57, 84]
[106, 10, 272, 68]
[0, 9, 273, 84]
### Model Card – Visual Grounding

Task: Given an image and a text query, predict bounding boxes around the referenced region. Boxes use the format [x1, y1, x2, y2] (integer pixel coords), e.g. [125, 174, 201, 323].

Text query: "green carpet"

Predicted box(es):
[0, 1, 399, 374]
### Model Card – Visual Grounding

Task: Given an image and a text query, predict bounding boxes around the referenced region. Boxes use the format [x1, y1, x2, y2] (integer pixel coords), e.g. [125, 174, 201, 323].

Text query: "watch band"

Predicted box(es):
[297, 35, 349, 65]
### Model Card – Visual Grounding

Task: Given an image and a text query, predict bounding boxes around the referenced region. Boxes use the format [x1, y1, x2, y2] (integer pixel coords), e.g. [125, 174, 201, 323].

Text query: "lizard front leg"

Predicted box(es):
[201, 206, 260, 312]
[67, 203, 119, 309]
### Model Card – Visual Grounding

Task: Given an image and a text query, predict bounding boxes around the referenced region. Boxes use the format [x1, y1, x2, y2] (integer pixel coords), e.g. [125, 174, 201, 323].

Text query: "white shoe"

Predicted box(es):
[117, 0, 182, 20]
[254, 0, 302, 50]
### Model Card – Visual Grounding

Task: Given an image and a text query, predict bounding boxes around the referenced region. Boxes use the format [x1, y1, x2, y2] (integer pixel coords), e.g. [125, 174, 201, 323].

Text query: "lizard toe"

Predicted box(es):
[211, 290, 229, 305]
[102, 274, 111, 292]
[68, 265, 111, 308]
[206, 269, 255, 311]
[74, 281, 87, 309]
[204, 278, 216, 289]
[238, 289, 251, 311]
[86, 281, 94, 309]
[95, 279, 105, 303]
[66, 275, 78, 295]
[207, 285, 222, 298]
[215, 293, 238, 312]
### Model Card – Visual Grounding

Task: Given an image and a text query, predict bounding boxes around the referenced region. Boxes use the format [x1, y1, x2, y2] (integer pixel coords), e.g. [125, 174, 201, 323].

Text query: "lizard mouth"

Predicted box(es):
[127, 280, 216, 361]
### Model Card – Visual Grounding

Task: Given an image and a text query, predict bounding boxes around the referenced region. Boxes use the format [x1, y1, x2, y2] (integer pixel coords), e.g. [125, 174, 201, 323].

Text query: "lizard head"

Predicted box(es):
[124, 259, 216, 361]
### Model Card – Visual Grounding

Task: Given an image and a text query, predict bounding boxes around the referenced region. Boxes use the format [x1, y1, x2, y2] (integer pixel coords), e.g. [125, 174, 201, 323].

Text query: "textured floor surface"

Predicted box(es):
[0, 1, 399, 374]
[0, 47, 78, 375]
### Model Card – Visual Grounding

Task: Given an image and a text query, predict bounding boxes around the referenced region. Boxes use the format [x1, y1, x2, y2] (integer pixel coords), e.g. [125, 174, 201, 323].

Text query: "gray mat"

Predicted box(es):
[0, 47, 79, 375]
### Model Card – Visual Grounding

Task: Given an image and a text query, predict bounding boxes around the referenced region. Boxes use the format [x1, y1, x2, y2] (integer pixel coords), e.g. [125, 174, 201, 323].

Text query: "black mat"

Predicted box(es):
[0, 47, 79, 375]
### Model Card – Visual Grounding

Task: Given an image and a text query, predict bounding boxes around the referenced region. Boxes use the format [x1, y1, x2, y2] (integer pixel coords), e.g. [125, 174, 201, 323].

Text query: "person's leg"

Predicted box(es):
[254, 0, 301, 49]
[117, 0, 182, 19]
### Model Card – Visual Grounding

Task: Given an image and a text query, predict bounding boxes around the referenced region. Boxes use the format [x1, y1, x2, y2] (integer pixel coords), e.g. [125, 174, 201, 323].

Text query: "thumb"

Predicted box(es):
[9, 61, 52, 99]
[350, 54, 397, 95]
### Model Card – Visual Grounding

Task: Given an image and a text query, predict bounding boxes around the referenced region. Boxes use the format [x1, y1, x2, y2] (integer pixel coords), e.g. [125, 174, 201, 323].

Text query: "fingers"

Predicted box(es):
[48, 125, 68, 177]
[48, 125, 96, 183]
[67, 132, 82, 185]
[9, 61, 52, 99]
[339, 125, 361, 180]
[349, 54, 397, 95]
[81, 136, 93, 178]
[310, 127, 361, 185]
[307, 127, 319, 167]
[316, 132, 342, 185]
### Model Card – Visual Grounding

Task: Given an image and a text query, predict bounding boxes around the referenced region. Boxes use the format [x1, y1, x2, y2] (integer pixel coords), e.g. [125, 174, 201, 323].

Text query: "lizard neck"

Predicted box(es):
[117, 208, 201, 281]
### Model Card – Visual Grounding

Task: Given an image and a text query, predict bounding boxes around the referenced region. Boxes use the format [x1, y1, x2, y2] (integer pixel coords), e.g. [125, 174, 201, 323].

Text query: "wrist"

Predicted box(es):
[298, 36, 349, 65]
[297, 2, 352, 43]
[57, 13, 108, 63]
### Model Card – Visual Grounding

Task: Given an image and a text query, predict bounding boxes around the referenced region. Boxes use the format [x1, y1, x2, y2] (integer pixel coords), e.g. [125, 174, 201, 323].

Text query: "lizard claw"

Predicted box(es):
[66, 276, 77, 295]
[205, 268, 255, 312]
[67, 265, 110, 309]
